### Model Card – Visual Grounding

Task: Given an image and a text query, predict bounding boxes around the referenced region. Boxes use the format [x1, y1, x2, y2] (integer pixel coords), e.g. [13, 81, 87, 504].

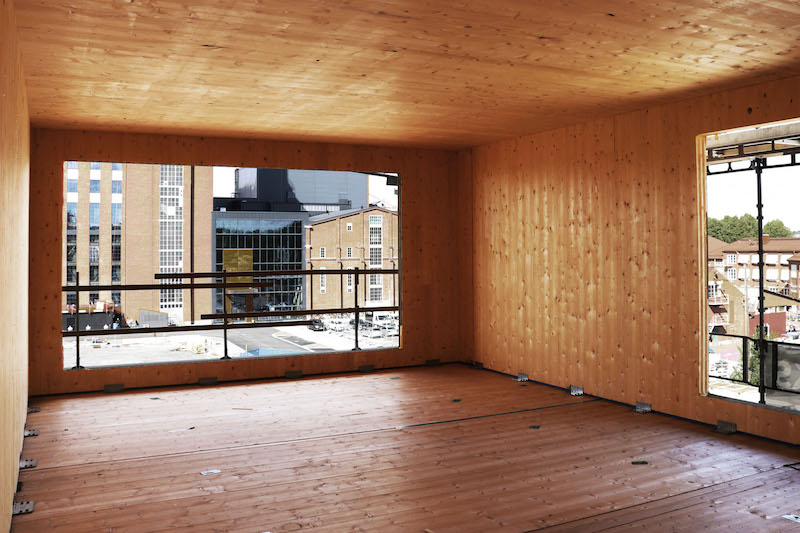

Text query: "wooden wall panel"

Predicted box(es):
[0, 0, 30, 529]
[471, 75, 800, 444]
[28, 130, 466, 395]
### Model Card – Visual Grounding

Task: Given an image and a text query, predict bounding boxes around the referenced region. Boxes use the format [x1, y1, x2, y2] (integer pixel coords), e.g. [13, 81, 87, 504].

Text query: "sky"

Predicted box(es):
[212, 167, 398, 210]
[706, 160, 800, 231]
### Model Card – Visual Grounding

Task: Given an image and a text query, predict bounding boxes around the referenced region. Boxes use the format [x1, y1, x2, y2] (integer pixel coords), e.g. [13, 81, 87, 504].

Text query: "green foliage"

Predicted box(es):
[763, 219, 793, 238]
[708, 214, 793, 243]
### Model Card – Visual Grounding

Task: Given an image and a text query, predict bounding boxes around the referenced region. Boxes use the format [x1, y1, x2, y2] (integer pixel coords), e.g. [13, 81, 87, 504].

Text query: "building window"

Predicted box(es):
[727, 268, 737, 281]
[90, 162, 101, 170]
[726, 253, 736, 265]
[346, 247, 352, 258]
[346, 272, 353, 293]
[90, 179, 101, 193]
[66, 265, 76, 284]
[112, 291, 121, 306]
[112, 203, 122, 229]
[89, 292, 99, 304]
[369, 215, 383, 227]
[369, 287, 383, 301]
[346, 223, 353, 231]
[112, 181, 122, 194]
[67, 161, 78, 169]
[67, 178, 78, 193]
[66, 293, 77, 306]
[159, 165, 184, 314]
[112, 265, 121, 284]
[89, 234, 99, 263]
[89, 265, 99, 285]
[66, 234, 76, 263]
[112, 234, 121, 262]
[319, 247, 326, 258]
[89, 203, 100, 230]
[112, 163, 122, 171]
[320, 272, 326, 294]
[66, 202, 77, 229]
[370, 247, 382, 267]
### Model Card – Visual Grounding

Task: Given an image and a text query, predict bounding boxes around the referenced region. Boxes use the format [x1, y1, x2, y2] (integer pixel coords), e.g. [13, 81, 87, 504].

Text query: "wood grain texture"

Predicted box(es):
[1, 0, 30, 530]
[13, 0, 800, 148]
[470, 74, 800, 444]
[13, 365, 800, 532]
[28, 128, 468, 395]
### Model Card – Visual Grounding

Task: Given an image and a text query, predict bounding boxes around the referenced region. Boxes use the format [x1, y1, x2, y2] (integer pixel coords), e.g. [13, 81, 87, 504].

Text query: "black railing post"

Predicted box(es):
[72, 271, 84, 370]
[755, 158, 766, 404]
[742, 337, 749, 384]
[221, 269, 230, 360]
[353, 267, 360, 351]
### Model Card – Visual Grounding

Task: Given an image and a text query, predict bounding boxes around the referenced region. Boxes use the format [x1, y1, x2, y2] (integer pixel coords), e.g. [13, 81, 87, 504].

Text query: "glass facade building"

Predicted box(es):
[213, 213, 307, 314]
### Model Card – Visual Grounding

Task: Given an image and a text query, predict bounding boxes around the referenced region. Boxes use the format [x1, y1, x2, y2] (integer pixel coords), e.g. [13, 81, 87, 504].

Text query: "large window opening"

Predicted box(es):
[704, 120, 800, 412]
[61, 163, 400, 369]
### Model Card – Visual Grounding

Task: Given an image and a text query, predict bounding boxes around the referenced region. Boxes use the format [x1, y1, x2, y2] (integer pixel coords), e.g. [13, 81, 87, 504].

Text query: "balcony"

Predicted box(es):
[708, 295, 729, 305]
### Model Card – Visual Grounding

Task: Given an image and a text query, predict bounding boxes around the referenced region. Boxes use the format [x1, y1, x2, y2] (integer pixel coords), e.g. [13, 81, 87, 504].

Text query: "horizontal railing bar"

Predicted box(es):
[154, 269, 399, 279]
[200, 305, 400, 320]
[62, 319, 313, 337]
[62, 281, 277, 292]
[712, 332, 800, 349]
[709, 374, 800, 395]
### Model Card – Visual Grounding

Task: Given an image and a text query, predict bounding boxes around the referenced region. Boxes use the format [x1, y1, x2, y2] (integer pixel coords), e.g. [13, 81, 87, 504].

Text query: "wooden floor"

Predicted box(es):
[12, 364, 800, 532]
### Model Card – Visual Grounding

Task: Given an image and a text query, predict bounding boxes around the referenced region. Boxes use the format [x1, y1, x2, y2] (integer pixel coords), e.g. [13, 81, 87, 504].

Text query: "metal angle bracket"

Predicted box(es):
[470, 361, 484, 369]
[358, 364, 375, 373]
[24, 429, 39, 437]
[19, 458, 37, 470]
[569, 385, 584, 396]
[635, 401, 652, 414]
[516, 373, 529, 382]
[26, 406, 39, 414]
[197, 377, 218, 386]
[425, 359, 441, 366]
[714, 420, 737, 435]
[12, 501, 35, 516]
[104, 383, 125, 393]
[285, 370, 302, 379]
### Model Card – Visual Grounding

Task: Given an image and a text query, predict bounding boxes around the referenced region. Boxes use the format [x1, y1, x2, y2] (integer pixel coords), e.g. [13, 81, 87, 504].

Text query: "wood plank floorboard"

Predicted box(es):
[12, 364, 800, 532]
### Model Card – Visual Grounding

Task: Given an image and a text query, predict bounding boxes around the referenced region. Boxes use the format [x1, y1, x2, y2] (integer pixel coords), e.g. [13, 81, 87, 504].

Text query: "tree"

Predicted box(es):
[763, 219, 793, 238]
[707, 214, 792, 243]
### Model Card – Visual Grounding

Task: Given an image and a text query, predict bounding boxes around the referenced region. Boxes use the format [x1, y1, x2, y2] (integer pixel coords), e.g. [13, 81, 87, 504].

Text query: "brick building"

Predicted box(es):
[62, 162, 213, 323]
[305, 207, 399, 311]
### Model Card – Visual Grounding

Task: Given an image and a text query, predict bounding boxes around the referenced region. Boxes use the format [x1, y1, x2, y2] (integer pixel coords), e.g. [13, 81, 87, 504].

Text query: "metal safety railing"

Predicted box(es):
[62, 267, 400, 370]
[709, 332, 800, 399]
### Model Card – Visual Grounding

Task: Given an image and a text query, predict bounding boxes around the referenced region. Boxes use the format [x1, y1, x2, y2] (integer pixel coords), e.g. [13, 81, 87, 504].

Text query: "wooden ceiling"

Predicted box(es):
[14, 0, 800, 148]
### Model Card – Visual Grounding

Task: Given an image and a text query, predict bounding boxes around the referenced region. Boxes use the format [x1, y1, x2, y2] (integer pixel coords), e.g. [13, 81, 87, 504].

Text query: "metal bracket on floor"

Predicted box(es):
[470, 361, 484, 369]
[26, 406, 39, 414]
[24, 429, 39, 437]
[425, 359, 441, 366]
[635, 401, 652, 414]
[569, 385, 584, 396]
[19, 458, 37, 470]
[104, 383, 125, 393]
[714, 420, 737, 434]
[358, 364, 375, 373]
[16, 481, 23, 493]
[516, 373, 529, 382]
[197, 377, 218, 386]
[12, 501, 35, 516]
[285, 370, 302, 379]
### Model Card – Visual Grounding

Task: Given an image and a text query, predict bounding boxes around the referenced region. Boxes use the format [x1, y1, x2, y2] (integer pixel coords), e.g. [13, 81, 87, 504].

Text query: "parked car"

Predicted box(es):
[308, 319, 325, 331]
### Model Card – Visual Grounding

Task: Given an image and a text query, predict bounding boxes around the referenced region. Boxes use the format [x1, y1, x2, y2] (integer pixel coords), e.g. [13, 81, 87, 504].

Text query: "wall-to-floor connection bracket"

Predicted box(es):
[12, 501, 35, 516]
[26, 406, 39, 414]
[635, 401, 652, 413]
[24, 429, 39, 437]
[19, 458, 37, 470]
[569, 385, 584, 396]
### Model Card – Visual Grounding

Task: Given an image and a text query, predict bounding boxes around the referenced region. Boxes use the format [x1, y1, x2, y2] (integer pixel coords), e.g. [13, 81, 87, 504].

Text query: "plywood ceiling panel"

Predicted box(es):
[15, 0, 800, 148]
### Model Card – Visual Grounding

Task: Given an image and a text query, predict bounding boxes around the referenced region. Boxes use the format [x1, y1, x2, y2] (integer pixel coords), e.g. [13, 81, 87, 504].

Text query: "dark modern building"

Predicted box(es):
[214, 168, 369, 214]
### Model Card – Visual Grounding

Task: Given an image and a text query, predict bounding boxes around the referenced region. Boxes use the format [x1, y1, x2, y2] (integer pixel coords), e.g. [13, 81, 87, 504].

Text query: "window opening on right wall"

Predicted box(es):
[703, 118, 800, 413]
